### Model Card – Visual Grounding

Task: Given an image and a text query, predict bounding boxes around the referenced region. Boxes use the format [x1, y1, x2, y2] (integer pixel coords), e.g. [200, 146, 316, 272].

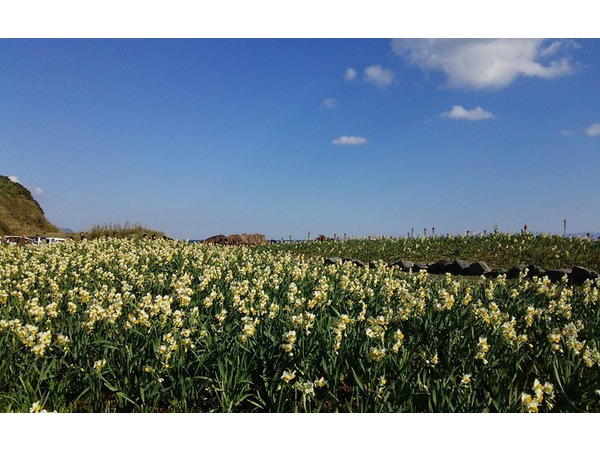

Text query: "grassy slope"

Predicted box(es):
[0, 175, 61, 236]
[81, 222, 166, 240]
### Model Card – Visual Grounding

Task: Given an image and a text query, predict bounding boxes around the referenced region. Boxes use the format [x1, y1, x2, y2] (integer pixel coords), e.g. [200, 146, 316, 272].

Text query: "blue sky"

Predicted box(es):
[2, 38, 600, 239]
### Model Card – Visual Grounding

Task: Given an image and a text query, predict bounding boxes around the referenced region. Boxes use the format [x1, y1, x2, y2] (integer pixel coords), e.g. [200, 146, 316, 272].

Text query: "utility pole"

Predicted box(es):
[563, 219, 567, 238]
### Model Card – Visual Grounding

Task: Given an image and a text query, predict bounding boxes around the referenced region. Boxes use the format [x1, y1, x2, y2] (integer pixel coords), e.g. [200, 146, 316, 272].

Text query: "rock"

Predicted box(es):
[466, 261, 491, 276]
[570, 266, 600, 284]
[449, 259, 471, 275]
[427, 259, 470, 275]
[324, 257, 342, 265]
[427, 259, 453, 275]
[485, 268, 508, 278]
[390, 260, 414, 272]
[226, 233, 267, 245]
[506, 264, 528, 279]
[525, 264, 545, 278]
[342, 258, 366, 268]
[543, 268, 572, 282]
[203, 234, 228, 245]
[412, 262, 429, 272]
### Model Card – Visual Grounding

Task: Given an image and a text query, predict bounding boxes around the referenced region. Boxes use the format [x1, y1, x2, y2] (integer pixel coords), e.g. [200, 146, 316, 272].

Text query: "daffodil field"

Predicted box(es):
[277, 233, 600, 272]
[1, 237, 599, 412]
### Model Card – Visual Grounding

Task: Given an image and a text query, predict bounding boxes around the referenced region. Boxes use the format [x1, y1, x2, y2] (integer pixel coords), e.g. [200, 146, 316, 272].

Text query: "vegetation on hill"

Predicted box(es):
[0, 175, 61, 236]
[1, 176, 165, 240]
[78, 222, 166, 240]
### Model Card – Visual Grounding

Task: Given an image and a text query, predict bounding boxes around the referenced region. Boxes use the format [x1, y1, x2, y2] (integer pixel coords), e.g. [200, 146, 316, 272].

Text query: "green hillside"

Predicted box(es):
[0, 175, 61, 236]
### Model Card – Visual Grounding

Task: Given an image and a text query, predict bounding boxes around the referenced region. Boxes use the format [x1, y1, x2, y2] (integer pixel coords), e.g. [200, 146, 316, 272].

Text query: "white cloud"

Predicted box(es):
[332, 136, 368, 146]
[441, 105, 495, 121]
[586, 123, 600, 137]
[322, 98, 338, 109]
[344, 68, 357, 81]
[364, 65, 395, 87]
[8, 175, 20, 184]
[391, 39, 575, 90]
[560, 129, 574, 137]
[32, 187, 44, 196]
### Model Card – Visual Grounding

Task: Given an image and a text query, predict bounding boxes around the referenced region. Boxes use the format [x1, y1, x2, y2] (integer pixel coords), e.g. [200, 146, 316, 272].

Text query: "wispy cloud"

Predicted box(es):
[442, 105, 495, 121]
[8, 175, 20, 183]
[586, 123, 600, 137]
[344, 68, 357, 81]
[560, 129, 574, 137]
[364, 65, 395, 87]
[332, 136, 368, 146]
[322, 98, 338, 109]
[391, 39, 576, 90]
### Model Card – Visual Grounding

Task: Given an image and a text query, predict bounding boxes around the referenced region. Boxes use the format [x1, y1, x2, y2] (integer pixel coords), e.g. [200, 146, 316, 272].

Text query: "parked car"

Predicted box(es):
[44, 237, 66, 244]
[1, 236, 35, 245]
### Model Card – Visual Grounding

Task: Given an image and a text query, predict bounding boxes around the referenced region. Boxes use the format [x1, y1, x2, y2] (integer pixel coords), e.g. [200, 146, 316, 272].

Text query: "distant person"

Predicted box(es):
[143, 233, 148, 240]
[80, 232, 86, 241]
[151, 234, 156, 240]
